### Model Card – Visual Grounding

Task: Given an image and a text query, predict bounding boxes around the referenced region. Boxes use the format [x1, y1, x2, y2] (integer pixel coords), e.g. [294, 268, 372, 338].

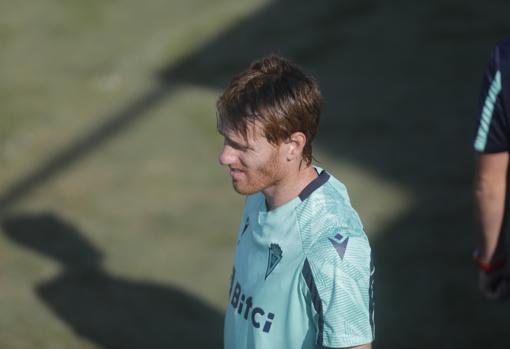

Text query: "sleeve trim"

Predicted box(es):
[474, 69, 503, 152]
[302, 258, 325, 346]
[321, 335, 373, 348]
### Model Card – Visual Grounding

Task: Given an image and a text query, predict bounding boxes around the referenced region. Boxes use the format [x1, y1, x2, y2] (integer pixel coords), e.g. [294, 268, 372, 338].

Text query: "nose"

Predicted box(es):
[219, 144, 236, 166]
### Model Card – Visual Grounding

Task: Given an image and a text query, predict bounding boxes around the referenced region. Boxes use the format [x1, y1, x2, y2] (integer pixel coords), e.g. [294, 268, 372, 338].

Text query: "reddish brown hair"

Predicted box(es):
[216, 55, 321, 165]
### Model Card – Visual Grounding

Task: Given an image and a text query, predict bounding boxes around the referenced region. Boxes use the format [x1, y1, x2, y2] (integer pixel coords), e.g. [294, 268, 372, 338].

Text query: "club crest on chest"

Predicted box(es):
[265, 243, 283, 280]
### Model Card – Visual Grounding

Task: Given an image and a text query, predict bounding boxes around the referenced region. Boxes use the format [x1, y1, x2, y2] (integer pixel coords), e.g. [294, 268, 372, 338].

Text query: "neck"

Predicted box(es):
[263, 164, 318, 210]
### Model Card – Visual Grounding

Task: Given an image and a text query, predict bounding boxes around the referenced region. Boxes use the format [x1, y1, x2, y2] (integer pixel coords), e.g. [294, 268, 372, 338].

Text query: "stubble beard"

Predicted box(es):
[232, 153, 283, 196]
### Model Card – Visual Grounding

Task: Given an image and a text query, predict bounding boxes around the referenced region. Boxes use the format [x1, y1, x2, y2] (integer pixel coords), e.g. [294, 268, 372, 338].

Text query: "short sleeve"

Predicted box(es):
[474, 46, 509, 153]
[301, 233, 375, 348]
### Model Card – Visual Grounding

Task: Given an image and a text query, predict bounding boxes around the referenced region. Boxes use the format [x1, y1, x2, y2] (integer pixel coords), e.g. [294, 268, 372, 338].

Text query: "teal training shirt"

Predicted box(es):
[224, 168, 375, 349]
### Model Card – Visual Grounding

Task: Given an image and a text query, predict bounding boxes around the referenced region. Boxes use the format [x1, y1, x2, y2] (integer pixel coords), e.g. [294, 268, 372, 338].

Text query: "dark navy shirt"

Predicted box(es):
[474, 38, 510, 153]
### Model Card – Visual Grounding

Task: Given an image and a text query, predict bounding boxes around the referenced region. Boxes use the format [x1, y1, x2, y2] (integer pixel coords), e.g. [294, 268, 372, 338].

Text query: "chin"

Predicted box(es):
[232, 181, 261, 196]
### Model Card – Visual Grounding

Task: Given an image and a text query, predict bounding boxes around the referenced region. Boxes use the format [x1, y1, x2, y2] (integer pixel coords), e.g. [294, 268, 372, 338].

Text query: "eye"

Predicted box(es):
[225, 137, 250, 151]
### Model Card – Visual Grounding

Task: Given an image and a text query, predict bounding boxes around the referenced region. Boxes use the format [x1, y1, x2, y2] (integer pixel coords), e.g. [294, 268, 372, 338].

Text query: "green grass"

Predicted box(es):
[2, 0, 510, 348]
[0, 1, 264, 347]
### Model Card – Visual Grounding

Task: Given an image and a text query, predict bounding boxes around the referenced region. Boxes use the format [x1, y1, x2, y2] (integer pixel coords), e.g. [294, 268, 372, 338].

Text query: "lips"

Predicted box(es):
[229, 168, 244, 179]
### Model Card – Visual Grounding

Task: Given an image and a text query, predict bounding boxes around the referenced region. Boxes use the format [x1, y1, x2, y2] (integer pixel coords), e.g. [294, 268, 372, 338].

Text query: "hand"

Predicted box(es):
[474, 249, 509, 300]
[478, 268, 510, 300]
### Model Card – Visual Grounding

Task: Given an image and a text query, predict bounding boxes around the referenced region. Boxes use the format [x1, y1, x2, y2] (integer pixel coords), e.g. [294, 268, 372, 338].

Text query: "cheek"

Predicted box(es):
[238, 152, 262, 169]
[237, 155, 249, 169]
[239, 144, 282, 172]
[259, 150, 284, 175]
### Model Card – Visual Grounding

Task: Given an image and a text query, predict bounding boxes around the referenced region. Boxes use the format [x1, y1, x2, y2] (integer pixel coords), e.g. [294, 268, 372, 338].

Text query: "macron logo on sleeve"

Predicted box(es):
[328, 233, 349, 259]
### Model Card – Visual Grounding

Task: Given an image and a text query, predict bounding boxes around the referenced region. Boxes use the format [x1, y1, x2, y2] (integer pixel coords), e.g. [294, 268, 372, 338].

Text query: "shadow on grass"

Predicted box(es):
[0, 85, 173, 213]
[3, 0, 510, 348]
[0, 0, 375, 214]
[163, 1, 510, 347]
[2, 213, 223, 349]
[162, 0, 510, 347]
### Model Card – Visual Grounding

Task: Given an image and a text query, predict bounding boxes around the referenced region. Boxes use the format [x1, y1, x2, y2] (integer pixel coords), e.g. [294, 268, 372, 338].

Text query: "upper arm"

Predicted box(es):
[302, 232, 374, 348]
[475, 152, 509, 187]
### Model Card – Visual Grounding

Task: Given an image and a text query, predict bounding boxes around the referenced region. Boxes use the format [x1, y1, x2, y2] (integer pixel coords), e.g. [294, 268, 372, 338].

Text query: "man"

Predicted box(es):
[473, 38, 510, 299]
[217, 55, 375, 348]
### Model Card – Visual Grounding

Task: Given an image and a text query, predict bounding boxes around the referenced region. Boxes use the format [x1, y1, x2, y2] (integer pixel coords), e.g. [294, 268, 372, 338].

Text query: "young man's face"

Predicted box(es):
[218, 122, 286, 195]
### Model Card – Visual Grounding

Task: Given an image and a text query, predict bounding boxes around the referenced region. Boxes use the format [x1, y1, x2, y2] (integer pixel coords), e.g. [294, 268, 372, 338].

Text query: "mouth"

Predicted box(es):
[229, 168, 244, 179]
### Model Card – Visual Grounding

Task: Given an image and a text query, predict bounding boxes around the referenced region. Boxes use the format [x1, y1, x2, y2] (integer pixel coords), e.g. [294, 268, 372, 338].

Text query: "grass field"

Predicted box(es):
[2, 0, 510, 348]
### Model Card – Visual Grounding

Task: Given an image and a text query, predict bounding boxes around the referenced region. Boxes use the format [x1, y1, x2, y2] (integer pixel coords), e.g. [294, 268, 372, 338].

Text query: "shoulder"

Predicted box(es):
[488, 39, 510, 70]
[296, 173, 371, 280]
[295, 173, 365, 246]
[496, 38, 510, 52]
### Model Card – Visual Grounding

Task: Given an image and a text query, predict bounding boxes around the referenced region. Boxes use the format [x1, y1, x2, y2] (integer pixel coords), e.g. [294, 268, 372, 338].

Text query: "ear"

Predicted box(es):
[285, 132, 307, 161]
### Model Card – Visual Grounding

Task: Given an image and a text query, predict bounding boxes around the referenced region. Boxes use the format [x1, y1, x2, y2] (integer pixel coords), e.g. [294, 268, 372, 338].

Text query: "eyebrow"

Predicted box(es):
[223, 134, 251, 151]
